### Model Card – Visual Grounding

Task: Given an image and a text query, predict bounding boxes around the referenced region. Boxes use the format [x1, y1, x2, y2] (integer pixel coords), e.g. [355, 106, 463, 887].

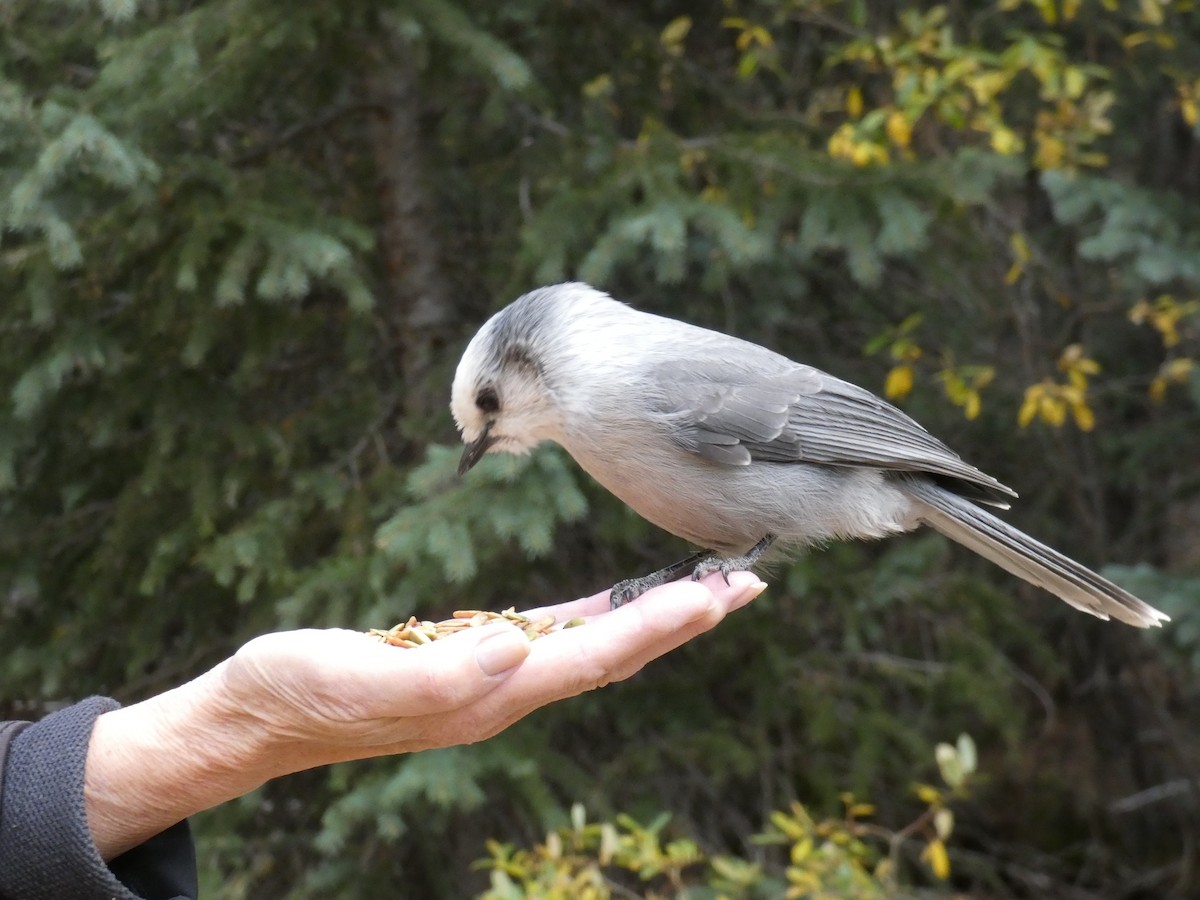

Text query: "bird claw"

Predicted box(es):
[691, 556, 749, 585]
[690, 535, 776, 585]
[610, 573, 669, 609]
[610, 536, 774, 610]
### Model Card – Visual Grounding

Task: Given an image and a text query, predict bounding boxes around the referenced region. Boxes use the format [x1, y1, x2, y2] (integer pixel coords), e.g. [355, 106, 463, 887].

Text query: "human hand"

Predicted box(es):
[220, 570, 766, 769]
[84, 572, 765, 858]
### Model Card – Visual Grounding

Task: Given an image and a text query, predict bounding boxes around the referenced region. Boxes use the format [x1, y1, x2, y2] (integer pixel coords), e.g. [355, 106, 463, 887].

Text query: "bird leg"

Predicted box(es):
[690, 534, 776, 584]
[609, 549, 713, 609]
[608, 535, 775, 609]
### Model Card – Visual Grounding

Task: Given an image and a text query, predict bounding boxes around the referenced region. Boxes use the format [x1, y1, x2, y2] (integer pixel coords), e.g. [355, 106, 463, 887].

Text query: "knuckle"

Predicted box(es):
[413, 661, 471, 710]
[564, 644, 612, 694]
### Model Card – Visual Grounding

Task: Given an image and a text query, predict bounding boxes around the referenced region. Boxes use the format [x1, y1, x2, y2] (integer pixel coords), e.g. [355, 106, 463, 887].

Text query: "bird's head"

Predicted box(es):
[450, 285, 592, 474]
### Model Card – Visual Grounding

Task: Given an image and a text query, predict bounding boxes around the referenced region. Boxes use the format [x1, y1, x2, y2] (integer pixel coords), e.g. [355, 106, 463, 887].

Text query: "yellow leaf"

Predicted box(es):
[1064, 67, 1087, 100]
[1061, 383, 1086, 406]
[991, 125, 1022, 156]
[750, 24, 774, 48]
[942, 372, 966, 404]
[849, 803, 876, 819]
[1018, 387, 1040, 428]
[850, 141, 889, 167]
[1182, 97, 1199, 128]
[915, 783, 942, 805]
[1041, 394, 1067, 427]
[1005, 231, 1030, 284]
[1011, 231, 1031, 264]
[790, 837, 813, 863]
[660, 16, 693, 51]
[964, 391, 981, 420]
[1138, 0, 1165, 26]
[885, 365, 914, 400]
[886, 110, 912, 148]
[1058, 343, 1099, 375]
[847, 85, 864, 119]
[786, 867, 821, 893]
[1163, 357, 1195, 382]
[1035, 133, 1066, 169]
[1072, 401, 1096, 431]
[969, 71, 1013, 105]
[827, 123, 856, 160]
[922, 838, 951, 880]
[1154, 312, 1181, 347]
[1150, 376, 1167, 404]
[582, 73, 614, 99]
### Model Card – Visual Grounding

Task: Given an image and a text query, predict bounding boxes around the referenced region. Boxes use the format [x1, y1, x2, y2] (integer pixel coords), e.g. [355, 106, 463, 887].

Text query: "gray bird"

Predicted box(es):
[450, 282, 1168, 628]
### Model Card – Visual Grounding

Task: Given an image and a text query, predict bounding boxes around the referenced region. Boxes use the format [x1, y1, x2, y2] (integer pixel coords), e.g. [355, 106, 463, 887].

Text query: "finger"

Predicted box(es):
[518, 585, 612, 622]
[586, 572, 765, 683]
[330, 575, 767, 754]
[375, 622, 535, 718]
[489, 572, 763, 709]
[520, 569, 765, 622]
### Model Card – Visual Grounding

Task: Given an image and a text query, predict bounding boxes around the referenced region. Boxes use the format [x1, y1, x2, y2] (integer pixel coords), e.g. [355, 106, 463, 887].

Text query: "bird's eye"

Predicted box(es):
[475, 386, 500, 413]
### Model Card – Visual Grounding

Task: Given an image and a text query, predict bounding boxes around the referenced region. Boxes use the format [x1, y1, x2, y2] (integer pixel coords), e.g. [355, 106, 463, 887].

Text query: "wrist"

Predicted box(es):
[84, 661, 275, 859]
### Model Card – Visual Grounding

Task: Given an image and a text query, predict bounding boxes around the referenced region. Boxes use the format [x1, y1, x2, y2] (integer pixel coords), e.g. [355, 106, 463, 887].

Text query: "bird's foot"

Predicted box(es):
[690, 534, 777, 585]
[609, 549, 714, 609]
[609, 537, 776, 609]
[610, 573, 672, 609]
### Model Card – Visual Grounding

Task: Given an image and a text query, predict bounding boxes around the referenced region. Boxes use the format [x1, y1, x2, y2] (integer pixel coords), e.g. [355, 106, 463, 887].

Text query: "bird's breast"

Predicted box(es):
[559, 422, 781, 553]
[558, 423, 916, 553]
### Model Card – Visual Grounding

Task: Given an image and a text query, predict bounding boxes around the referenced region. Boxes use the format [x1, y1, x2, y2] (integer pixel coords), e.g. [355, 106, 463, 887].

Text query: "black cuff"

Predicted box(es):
[0, 697, 198, 900]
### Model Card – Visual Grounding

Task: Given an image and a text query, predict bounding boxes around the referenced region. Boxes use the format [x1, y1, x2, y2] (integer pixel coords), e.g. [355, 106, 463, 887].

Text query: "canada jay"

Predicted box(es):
[451, 283, 1167, 628]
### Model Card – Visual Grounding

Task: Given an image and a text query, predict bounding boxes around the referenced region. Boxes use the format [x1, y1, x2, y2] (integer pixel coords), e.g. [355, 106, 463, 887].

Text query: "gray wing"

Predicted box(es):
[650, 357, 1016, 507]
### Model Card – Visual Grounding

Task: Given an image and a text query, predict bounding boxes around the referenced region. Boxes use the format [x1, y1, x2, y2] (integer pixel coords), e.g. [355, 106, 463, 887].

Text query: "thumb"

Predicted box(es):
[351, 622, 532, 718]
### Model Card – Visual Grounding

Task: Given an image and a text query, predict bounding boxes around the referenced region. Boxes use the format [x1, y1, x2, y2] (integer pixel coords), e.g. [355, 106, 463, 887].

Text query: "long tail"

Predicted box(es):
[902, 478, 1169, 628]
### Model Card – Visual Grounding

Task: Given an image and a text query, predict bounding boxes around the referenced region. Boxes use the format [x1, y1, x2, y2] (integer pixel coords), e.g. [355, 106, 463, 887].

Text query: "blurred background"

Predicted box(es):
[2, 1, 1199, 897]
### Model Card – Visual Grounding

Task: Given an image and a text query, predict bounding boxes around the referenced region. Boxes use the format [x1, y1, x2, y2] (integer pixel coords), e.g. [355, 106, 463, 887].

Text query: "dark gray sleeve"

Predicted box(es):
[0, 697, 198, 900]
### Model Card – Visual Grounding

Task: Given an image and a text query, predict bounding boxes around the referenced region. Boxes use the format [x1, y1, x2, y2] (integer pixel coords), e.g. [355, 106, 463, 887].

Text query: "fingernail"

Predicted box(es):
[733, 580, 768, 609]
[475, 628, 531, 676]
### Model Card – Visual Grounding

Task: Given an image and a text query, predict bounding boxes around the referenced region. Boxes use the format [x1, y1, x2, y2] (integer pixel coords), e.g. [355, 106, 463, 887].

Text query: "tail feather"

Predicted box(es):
[902, 479, 1169, 628]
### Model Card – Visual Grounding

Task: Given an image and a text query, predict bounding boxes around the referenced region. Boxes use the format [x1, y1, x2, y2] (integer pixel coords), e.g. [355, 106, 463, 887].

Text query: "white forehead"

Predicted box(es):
[450, 282, 653, 428]
[454, 282, 611, 374]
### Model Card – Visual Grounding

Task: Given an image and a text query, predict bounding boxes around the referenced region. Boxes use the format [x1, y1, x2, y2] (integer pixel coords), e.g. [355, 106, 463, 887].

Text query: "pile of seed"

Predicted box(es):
[370, 607, 564, 648]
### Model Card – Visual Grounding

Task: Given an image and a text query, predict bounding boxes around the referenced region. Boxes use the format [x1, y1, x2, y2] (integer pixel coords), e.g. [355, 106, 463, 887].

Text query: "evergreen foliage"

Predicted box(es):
[2, 0, 1199, 895]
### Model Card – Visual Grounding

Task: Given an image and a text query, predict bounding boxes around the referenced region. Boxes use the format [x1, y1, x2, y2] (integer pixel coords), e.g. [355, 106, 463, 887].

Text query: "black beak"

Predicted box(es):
[457, 421, 498, 475]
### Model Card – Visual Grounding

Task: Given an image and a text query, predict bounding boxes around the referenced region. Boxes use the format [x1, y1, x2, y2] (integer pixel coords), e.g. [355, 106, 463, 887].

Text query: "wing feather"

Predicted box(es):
[650, 356, 1015, 506]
